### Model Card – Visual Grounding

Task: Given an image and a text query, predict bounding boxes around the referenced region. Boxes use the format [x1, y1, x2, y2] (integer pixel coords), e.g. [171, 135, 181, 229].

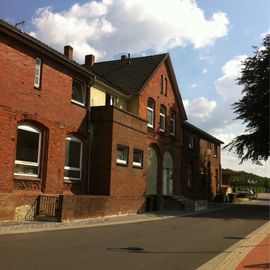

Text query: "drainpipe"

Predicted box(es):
[86, 75, 96, 195]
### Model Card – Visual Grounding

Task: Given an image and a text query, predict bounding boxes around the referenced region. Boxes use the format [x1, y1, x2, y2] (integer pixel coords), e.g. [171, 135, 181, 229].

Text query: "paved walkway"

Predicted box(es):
[0, 201, 269, 269]
[198, 221, 270, 270]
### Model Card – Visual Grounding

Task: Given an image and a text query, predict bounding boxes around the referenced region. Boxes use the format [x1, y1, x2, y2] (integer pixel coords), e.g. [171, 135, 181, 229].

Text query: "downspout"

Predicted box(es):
[86, 75, 96, 195]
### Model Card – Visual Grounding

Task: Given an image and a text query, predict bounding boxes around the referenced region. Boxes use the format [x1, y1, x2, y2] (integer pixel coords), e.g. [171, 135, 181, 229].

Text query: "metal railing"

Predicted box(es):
[35, 195, 62, 221]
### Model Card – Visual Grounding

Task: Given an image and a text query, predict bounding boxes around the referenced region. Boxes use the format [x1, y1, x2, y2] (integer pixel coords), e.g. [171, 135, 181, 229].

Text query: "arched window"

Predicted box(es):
[159, 105, 166, 132]
[160, 75, 164, 94]
[170, 111, 176, 135]
[64, 136, 83, 180]
[14, 124, 42, 177]
[147, 98, 155, 128]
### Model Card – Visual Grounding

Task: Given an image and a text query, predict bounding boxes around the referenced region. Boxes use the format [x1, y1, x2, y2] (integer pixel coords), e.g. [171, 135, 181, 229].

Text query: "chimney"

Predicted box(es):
[85, 54, 95, 66]
[121, 55, 128, 60]
[64, 45, 73, 61]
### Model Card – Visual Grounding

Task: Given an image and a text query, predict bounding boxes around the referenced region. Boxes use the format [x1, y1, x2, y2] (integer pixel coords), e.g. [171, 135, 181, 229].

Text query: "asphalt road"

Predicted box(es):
[0, 198, 269, 270]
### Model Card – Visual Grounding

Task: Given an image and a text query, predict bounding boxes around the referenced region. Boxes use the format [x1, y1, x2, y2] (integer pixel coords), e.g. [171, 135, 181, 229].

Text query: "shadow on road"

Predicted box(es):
[107, 246, 232, 254]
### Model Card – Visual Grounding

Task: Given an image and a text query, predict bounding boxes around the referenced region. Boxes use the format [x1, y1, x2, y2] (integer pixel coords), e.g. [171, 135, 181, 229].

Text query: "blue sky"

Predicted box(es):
[1, 0, 269, 177]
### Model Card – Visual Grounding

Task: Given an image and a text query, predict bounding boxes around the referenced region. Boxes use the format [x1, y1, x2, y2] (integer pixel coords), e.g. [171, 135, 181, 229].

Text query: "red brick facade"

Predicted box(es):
[182, 122, 222, 200]
[0, 20, 224, 221]
[138, 61, 184, 196]
[0, 22, 91, 220]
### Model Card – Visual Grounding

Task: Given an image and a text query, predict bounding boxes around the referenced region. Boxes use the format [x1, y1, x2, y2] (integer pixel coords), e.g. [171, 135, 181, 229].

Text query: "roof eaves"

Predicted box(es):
[138, 53, 168, 96]
[0, 19, 94, 78]
[183, 121, 224, 144]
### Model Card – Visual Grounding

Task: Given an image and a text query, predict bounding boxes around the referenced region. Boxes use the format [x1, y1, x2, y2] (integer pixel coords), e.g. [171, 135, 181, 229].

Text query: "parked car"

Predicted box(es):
[237, 189, 256, 199]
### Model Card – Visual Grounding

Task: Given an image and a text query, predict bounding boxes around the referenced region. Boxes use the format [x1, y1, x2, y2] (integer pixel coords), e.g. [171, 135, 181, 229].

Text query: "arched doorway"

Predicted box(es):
[162, 151, 173, 195]
[147, 146, 158, 195]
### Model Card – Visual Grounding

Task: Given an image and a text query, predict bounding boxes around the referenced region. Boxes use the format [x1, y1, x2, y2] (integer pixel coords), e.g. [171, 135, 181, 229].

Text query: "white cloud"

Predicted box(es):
[30, 0, 229, 62]
[191, 83, 197, 88]
[202, 68, 208, 74]
[184, 97, 216, 119]
[215, 55, 247, 101]
[260, 28, 270, 38]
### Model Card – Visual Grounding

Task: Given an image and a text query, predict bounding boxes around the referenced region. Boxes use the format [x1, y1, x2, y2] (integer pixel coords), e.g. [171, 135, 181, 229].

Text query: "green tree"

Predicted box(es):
[225, 35, 270, 164]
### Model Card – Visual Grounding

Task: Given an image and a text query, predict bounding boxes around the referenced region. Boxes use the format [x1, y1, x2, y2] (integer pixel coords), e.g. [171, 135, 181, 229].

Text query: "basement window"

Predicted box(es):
[117, 145, 128, 165]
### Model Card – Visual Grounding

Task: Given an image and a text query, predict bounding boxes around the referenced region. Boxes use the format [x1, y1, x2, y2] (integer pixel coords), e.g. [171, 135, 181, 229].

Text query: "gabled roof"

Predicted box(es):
[0, 19, 94, 78]
[183, 121, 224, 145]
[85, 53, 187, 119]
[84, 54, 167, 96]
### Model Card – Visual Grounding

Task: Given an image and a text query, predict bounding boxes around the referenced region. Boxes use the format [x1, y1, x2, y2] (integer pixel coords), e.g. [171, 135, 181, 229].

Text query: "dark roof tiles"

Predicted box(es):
[85, 54, 168, 95]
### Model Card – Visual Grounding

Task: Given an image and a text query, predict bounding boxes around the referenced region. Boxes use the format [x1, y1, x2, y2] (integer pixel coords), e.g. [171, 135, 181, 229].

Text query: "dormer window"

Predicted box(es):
[71, 79, 86, 106]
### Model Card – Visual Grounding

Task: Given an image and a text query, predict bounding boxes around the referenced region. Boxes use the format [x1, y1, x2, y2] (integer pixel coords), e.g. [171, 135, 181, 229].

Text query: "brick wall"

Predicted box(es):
[61, 195, 145, 220]
[90, 106, 148, 200]
[0, 30, 90, 220]
[138, 61, 183, 195]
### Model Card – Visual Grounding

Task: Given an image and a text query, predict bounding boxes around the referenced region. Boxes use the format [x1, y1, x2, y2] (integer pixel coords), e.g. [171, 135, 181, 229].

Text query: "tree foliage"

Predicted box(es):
[225, 35, 270, 164]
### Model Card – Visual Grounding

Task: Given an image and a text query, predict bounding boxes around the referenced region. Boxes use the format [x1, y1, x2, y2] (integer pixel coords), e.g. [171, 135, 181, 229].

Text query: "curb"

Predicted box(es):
[0, 204, 232, 235]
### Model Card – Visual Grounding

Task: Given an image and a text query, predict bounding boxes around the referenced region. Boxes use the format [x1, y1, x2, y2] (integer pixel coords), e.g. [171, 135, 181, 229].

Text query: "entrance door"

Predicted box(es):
[147, 147, 158, 195]
[162, 152, 173, 195]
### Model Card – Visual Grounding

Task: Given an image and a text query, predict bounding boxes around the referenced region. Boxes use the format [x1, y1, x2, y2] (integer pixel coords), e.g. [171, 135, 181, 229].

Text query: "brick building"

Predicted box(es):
[86, 54, 187, 205]
[0, 20, 95, 220]
[0, 19, 224, 221]
[182, 122, 223, 201]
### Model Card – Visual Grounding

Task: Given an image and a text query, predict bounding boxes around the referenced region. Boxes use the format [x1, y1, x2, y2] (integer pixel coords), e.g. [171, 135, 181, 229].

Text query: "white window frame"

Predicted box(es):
[110, 95, 118, 106]
[34, 58, 42, 88]
[14, 124, 42, 177]
[71, 79, 86, 106]
[117, 145, 128, 165]
[133, 149, 143, 168]
[159, 105, 166, 132]
[169, 111, 176, 135]
[64, 136, 83, 180]
[147, 99, 154, 128]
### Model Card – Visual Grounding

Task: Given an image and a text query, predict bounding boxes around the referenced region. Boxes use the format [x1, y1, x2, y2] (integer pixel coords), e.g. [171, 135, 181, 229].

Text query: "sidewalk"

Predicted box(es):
[0, 202, 269, 270]
[0, 202, 228, 235]
[198, 221, 270, 270]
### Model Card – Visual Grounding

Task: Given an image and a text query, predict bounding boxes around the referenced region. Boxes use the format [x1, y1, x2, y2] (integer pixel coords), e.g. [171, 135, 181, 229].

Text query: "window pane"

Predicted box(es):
[147, 109, 153, 126]
[117, 145, 128, 164]
[147, 99, 154, 109]
[16, 129, 39, 162]
[170, 112, 175, 135]
[160, 106, 166, 131]
[15, 164, 38, 176]
[133, 149, 143, 167]
[64, 169, 80, 179]
[65, 140, 81, 168]
[72, 80, 85, 104]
